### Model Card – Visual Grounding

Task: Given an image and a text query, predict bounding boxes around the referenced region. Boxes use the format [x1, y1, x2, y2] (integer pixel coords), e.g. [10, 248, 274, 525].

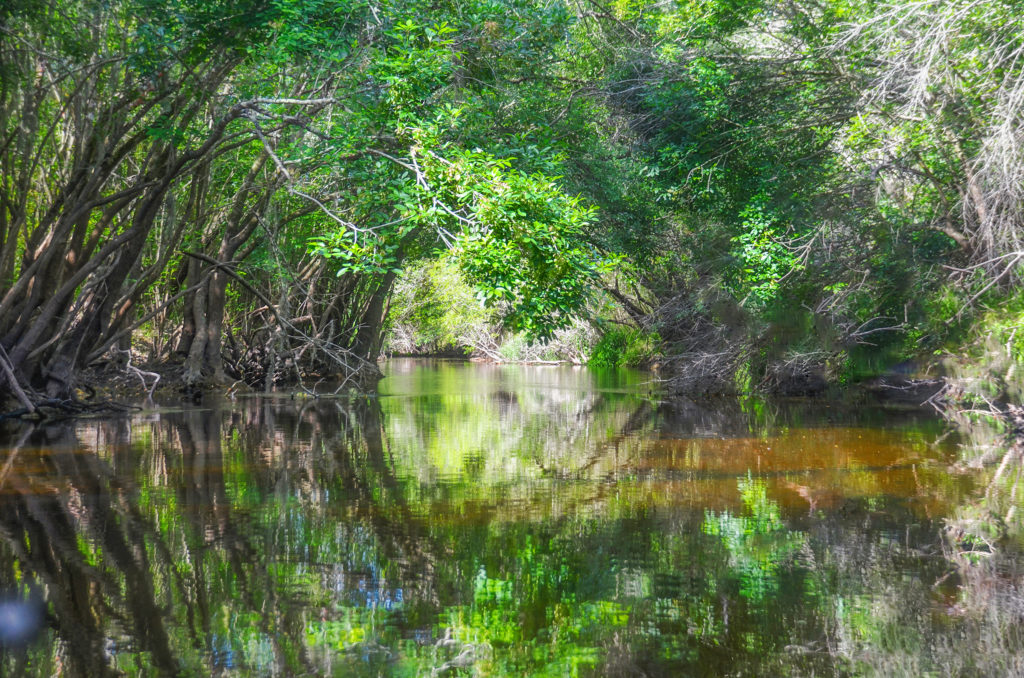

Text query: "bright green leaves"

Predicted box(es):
[728, 192, 802, 307]
[266, 0, 364, 63]
[310, 233, 407, 276]
[418, 146, 610, 341]
[373, 19, 459, 121]
[684, 56, 732, 120]
[663, 0, 766, 43]
[285, 0, 612, 349]
[131, 0, 276, 70]
[588, 327, 661, 367]
[309, 140, 610, 342]
[386, 259, 495, 353]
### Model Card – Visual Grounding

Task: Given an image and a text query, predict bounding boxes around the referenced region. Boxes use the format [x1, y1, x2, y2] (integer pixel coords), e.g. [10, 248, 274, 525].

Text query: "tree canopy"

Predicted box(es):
[2, 0, 1023, 400]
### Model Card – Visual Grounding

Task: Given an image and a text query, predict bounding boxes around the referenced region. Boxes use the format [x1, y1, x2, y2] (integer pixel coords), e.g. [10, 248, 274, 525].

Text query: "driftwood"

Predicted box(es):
[114, 348, 160, 402]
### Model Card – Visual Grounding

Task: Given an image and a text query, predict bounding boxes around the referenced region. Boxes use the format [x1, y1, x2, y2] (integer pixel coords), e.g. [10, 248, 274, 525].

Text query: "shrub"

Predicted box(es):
[588, 328, 661, 368]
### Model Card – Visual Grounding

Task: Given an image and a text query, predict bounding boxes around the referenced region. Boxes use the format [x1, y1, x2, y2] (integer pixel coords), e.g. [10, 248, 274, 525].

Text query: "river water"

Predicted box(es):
[0, 359, 1014, 676]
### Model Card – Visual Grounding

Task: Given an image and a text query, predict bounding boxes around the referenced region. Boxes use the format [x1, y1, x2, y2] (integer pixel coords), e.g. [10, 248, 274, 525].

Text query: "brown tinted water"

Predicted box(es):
[0, 359, 998, 676]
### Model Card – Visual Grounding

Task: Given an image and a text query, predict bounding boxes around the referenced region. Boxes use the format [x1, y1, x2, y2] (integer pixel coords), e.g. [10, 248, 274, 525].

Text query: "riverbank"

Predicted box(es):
[2, 344, 1017, 433]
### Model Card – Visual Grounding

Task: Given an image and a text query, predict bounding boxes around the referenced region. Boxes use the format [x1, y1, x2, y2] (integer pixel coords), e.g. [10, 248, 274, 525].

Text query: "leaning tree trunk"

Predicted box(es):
[183, 155, 274, 388]
[350, 270, 398, 364]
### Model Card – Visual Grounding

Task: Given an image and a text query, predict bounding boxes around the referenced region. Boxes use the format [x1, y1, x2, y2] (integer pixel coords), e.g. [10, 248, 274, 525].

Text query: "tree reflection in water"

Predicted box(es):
[0, 361, 1016, 676]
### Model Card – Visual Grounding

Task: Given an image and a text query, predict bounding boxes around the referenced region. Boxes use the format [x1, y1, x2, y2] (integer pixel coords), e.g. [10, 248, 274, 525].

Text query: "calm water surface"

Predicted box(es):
[0, 360, 1004, 676]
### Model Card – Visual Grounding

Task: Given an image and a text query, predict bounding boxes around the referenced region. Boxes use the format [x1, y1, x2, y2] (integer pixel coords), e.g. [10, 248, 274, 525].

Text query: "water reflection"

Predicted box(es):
[0, 360, 1004, 676]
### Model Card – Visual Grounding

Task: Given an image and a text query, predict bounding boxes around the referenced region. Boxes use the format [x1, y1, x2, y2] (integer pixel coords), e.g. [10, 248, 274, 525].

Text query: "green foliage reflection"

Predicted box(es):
[0, 365, 999, 676]
[704, 475, 806, 604]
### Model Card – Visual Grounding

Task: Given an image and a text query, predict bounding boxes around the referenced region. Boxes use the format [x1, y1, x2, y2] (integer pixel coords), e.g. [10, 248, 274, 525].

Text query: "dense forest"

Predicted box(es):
[2, 0, 1023, 404]
[5, 3, 1024, 674]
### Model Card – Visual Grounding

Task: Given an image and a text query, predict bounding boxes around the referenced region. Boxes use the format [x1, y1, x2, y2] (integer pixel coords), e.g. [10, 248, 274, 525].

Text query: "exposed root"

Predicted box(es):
[1, 345, 138, 421]
[0, 397, 137, 423]
[0, 351, 35, 415]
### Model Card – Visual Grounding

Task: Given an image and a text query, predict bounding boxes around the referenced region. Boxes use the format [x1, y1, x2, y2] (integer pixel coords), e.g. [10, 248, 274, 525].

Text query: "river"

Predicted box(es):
[0, 359, 1015, 676]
